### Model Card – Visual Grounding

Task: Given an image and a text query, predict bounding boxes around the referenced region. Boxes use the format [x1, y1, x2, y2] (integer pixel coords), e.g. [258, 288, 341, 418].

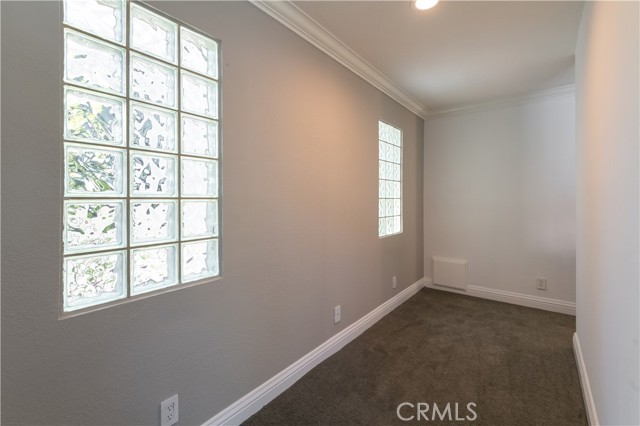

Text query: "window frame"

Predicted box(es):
[60, 0, 223, 318]
[378, 120, 403, 238]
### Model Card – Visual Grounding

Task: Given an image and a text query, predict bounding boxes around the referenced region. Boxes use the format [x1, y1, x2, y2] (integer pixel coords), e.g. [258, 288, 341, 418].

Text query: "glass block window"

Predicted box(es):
[378, 121, 402, 237]
[62, 0, 221, 313]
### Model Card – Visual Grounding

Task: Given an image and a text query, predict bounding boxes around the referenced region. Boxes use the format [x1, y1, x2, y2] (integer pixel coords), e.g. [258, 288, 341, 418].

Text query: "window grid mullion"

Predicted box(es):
[62, 1, 221, 315]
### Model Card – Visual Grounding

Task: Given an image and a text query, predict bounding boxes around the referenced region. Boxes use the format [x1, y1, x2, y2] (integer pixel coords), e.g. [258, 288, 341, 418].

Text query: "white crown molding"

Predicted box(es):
[249, 0, 431, 119]
[426, 84, 576, 120]
[203, 278, 426, 426]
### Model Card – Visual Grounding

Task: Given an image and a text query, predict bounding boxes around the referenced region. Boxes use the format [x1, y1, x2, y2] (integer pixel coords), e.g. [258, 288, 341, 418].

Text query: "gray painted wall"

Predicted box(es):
[1, 2, 424, 424]
[575, 2, 639, 424]
[423, 96, 576, 303]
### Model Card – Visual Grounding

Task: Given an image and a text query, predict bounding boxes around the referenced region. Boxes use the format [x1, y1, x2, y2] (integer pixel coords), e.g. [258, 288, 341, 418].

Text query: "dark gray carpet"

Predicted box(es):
[243, 288, 587, 426]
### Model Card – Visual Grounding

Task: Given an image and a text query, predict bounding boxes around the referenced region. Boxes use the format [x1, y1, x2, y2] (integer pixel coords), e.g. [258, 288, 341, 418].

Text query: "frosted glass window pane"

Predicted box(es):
[378, 122, 389, 142]
[386, 199, 394, 217]
[182, 200, 218, 239]
[181, 114, 218, 158]
[64, 251, 126, 311]
[64, 30, 125, 95]
[131, 200, 178, 245]
[65, 144, 126, 196]
[393, 182, 401, 198]
[393, 164, 401, 181]
[64, 0, 125, 44]
[394, 217, 401, 233]
[130, 151, 177, 197]
[130, 53, 177, 108]
[182, 239, 219, 282]
[386, 217, 394, 235]
[181, 71, 218, 118]
[130, 244, 178, 295]
[130, 102, 177, 152]
[181, 158, 217, 197]
[181, 27, 218, 79]
[392, 146, 401, 163]
[64, 87, 125, 146]
[130, 4, 177, 63]
[64, 200, 126, 253]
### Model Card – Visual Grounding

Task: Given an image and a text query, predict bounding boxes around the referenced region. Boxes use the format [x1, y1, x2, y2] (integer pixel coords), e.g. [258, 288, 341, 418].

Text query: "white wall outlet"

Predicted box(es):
[160, 394, 179, 426]
[536, 277, 548, 291]
[392, 276, 397, 289]
[334, 305, 341, 324]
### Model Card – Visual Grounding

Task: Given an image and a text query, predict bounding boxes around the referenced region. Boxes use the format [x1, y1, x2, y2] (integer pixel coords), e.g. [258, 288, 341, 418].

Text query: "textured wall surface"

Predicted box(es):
[424, 96, 576, 303]
[0, 2, 423, 424]
[575, 2, 640, 425]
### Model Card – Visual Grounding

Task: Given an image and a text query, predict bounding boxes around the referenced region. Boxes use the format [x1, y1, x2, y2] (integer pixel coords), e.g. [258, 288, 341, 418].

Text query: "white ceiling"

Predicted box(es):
[292, 1, 584, 112]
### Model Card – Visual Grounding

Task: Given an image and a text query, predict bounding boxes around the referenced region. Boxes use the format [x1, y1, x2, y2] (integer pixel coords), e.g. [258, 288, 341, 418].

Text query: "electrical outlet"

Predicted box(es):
[161, 395, 179, 426]
[536, 277, 548, 291]
[392, 276, 397, 289]
[334, 305, 341, 324]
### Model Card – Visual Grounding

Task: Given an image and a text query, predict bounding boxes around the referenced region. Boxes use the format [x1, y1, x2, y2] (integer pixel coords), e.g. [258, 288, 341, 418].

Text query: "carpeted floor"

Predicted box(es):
[243, 288, 587, 426]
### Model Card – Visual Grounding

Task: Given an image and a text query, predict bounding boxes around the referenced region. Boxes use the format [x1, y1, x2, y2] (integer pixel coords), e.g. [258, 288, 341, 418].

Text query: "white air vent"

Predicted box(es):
[432, 256, 468, 290]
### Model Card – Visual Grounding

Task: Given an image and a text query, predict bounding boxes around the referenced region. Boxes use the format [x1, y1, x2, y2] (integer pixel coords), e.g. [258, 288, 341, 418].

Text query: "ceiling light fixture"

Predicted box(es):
[414, 0, 439, 11]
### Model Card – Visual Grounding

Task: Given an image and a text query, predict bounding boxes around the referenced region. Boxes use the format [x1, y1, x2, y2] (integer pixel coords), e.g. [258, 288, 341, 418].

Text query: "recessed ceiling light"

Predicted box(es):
[414, 0, 439, 11]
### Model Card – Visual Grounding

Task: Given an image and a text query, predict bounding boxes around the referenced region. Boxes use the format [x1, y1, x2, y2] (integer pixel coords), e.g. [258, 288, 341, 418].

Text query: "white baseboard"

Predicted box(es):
[424, 279, 576, 315]
[573, 333, 599, 426]
[203, 278, 426, 426]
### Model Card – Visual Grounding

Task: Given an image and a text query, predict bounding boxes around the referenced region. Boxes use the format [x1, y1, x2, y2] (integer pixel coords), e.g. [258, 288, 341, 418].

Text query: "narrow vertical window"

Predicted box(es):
[378, 121, 402, 237]
[62, 0, 221, 314]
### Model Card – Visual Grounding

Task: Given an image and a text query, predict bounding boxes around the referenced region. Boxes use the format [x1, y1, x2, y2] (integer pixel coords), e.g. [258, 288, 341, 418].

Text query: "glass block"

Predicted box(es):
[378, 141, 385, 161]
[64, 0, 125, 44]
[181, 71, 218, 118]
[130, 244, 178, 295]
[383, 143, 393, 163]
[392, 146, 401, 164]
[130, 102, 177, 152]
[64, 29, 125, 95]
[182, 239, 219, 282]
[378, 161, 385, 180]
[64, 200, 125, 253]
[130, 53, 177, 108]
[378, 199, 385, 218]
[130, 3, 177, 63]
[378, 180, 385, 199]
[131, 200, 178, 245]
[393, 217, 402, 233]
[394, 199, 401, 216]
[182, 200, 218, 239]
[63, 251, 126, 312]
[386, 181, 393, 199]
[378, 219, 386, 237]
[130, 151, 177, 197]
[386, 162, 394, 180]
[385, 199, 394, 217]
[393, 181, 401, 198]
[64, 86, 125, 146]
[65, 143, 126, 196]
[181, 114, 218, 158]
[181, 158, 218, 197]
[386, 217, 394, 235]
[181, 27, 218, 79]
[379, 121, 390, 142]
[393, 164, 401, 181]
